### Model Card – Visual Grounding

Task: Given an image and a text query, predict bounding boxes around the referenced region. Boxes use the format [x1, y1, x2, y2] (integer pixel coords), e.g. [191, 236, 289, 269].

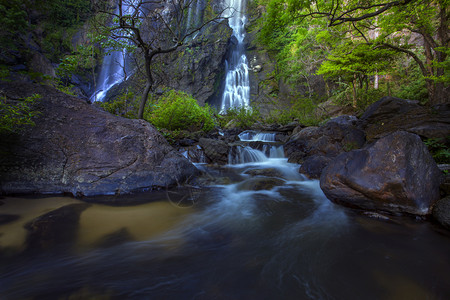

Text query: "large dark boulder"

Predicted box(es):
[0, 81, 199, 196]
[299, 155, 333, 179]
[285, 117, 365, 166]
[360, 96, 450, 142]
[320, 131, 443, 215]
[432, 196, 450, 230]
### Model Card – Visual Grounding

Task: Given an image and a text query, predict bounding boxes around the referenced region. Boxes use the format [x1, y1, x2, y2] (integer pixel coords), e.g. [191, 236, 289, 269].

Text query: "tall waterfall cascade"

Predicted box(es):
[90, 3, 134, 102]
[220, 0, 250, 113]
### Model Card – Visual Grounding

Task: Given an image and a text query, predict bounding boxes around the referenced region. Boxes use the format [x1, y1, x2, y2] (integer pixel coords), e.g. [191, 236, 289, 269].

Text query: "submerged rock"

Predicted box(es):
[320, 131, 443, 215]
[25, 203, 91, 252]
[244, 168, 285, 178]
[0, 81, 198, 196]
[0, 214, 20, 225]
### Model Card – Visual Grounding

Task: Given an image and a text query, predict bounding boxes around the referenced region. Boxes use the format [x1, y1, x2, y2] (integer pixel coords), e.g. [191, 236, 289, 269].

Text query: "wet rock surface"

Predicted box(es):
[320, 131, 443, 215]
[285, 117, 365, 175]
[432, 196, 450, 230]
[198, 138, 230, 165]
[0, 81, 198, 196]
[299, 155, 333, 179]
[359, 96, 450, 142]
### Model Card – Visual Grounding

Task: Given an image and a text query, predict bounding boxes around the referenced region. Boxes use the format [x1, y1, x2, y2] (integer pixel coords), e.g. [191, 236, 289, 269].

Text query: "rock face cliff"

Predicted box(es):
[161, 20, 233, 106]
[0, 81, 198, 196]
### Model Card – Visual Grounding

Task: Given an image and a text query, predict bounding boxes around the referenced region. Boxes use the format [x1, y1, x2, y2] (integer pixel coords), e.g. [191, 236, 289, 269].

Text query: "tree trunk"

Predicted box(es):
[138, 81, 151, 119]
[351, 77, 357, 108]
[138, 52, 153, 119]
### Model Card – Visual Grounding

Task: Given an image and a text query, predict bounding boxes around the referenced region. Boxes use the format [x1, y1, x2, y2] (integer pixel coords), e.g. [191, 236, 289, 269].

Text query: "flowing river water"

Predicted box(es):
[1, 133, 450, 299]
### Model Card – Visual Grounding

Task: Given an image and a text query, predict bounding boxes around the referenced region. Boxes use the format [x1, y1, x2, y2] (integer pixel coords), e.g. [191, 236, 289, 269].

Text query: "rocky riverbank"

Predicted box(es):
[0, 81, 198, 196]
[172, 96, 449, 228]
[1, 81, 449, 229]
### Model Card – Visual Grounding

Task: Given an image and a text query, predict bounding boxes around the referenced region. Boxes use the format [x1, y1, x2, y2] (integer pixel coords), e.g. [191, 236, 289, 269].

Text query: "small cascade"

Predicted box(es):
[268, 145, 285, 158]
[220, 0, 250, 113]
[181, 145, 208, 164]
[238, 130, 276, 142]
[229, 146, 268, 164]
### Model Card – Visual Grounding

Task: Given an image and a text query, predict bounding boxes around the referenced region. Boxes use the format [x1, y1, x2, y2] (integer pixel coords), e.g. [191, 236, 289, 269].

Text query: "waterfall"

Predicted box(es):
[185, 0, 205, 34]
[91, 50, 126, 102]
[90, 3, 134, 102]
[229, 146, 268, 164]
[220, 0, 250, 113]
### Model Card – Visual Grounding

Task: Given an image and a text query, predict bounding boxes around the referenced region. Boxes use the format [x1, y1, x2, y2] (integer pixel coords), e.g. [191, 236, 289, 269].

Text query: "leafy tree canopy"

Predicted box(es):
[258, 0, 449, 105]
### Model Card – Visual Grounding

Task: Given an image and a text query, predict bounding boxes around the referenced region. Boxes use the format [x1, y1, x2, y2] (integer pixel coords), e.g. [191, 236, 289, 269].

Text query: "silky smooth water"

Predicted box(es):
[90, 3, 135, 102]
[220, 0, 250, 113]
[1, 157, 450, 299]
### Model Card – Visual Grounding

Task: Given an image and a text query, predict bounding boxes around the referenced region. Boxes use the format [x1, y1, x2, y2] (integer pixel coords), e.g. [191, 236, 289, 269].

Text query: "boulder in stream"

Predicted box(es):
[285, 117, 365, 167]
[198, 138, 230, 165]
[0, 81, 199, 196]
[432, 196, 450, 230]
[320, 131, 443, 215]
[299, 155, 333, 179]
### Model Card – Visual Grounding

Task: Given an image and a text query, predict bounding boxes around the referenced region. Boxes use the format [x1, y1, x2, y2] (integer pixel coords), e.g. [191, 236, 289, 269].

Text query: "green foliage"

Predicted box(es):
[265, 97, 323, 126]
[218, 107, 261, 129]
[44, 0, 91, 27]
[257, 0, 448, 106]
[100, 92, 138, 119]
[0, 0, 28, 51]
[424, 137, 450, 164]
[38, 0, 93, 61]
[317, 43, 397, 80]
[144, 90, 215, 132]
[57, 40, 99, 77]
[0, 94, 41, 133]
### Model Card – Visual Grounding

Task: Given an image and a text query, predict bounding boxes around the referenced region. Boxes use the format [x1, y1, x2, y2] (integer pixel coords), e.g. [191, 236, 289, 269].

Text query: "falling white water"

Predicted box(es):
[91, 50, 126, 102]
[220, 0, 250, 113]
[91, 3, 135, 102]
[185, 0, 205, 34]
[238, 130, 276, 142]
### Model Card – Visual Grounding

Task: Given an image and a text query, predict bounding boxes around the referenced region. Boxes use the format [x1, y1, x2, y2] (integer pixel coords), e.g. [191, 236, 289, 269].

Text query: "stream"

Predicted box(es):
[1, 135, 450, 299]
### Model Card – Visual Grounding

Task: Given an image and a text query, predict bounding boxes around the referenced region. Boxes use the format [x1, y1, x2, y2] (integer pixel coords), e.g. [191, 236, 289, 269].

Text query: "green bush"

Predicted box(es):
[144, 90, 215, 132]
[0, 94, 41, 133]
[218, 106, 261, 129]
[100, 91, 138, 119]
[265, 97, 323, 126]
[424, 137, 450, 164]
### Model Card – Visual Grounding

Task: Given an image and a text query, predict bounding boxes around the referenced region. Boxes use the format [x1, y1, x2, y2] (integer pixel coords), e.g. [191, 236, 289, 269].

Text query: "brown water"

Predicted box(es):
[1, 159, 449, 299]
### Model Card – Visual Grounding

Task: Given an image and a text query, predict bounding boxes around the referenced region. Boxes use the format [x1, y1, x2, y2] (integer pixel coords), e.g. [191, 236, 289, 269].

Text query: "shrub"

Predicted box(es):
[424, 137, 450, 164]
[100, 91, 138, 119]
[144, 90, 215, 132]
[217, 106, 261, 129]
[0, 94, 41, 133]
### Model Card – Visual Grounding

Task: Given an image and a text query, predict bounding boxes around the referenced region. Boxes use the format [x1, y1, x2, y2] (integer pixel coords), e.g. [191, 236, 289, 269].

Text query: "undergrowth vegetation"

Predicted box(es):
[144, 90, 215, 132]
[0, 94, 41, 133]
